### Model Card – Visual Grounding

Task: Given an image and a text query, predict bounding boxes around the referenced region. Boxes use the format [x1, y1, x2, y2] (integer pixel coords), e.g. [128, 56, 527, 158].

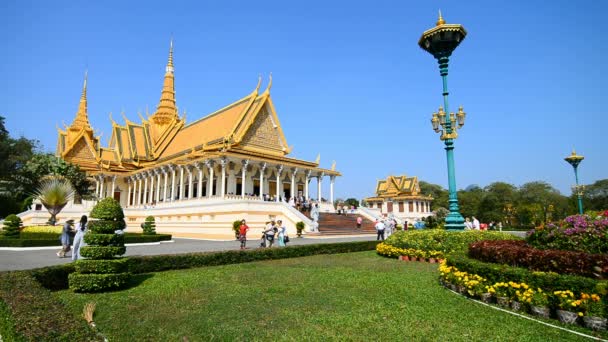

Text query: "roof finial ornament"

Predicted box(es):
[264, 72, 273, 93]
[255, 74, 262, 92]
[166, 36, 174, 73]
[315, 153, 320, 164]
[437, 9, 445, 26]
[82, 69, 88, 100]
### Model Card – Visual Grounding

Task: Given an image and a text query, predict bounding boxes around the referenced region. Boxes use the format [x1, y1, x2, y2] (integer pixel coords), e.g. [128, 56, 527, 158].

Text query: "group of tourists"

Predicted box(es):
[374, 218, 398, 241]
[56, 215, 88, 261]
[236, 219, 290, 250]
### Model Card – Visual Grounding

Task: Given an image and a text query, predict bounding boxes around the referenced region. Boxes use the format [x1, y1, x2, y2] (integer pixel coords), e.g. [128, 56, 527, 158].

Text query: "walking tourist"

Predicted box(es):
[356, 216, 362, 229]
[464, 217, 473, 230]
[239, 219, 249, 250]
[375, 219, 385, 241]
[262, 221, 276, 248]
[72, 215, 88, 261]
[57, 219, 74, 258]
[277, 220, 286, 247]
[472, 216, 480, 230]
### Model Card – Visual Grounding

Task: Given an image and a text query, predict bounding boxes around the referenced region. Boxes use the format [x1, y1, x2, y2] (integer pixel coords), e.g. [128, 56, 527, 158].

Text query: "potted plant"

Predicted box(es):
[491, 282, 511, 308]
[529, 289, 550, 319]
[232, 220, 242, 240]
[553, 290, 579, 324]
[580, 293, 606, 330]
[296, 221, 305, 237]
[507, 282, 528, 312]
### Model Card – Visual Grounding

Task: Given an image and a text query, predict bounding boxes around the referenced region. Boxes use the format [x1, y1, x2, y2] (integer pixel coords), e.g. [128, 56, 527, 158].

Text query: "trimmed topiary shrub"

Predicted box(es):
[142, 216, 156, 235]
[2, 214, 22, 238]
[69, 197, 131, 292]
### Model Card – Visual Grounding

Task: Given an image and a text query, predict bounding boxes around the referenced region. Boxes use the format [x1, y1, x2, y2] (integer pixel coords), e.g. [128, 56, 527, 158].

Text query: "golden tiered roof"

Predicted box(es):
[56, 41, 340, 177]
[365, 175, 432, 202]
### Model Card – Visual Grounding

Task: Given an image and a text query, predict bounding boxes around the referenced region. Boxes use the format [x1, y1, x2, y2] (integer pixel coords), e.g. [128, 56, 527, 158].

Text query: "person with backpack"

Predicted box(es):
[72, 215, 88, 261]
[239, 219, 249, 250]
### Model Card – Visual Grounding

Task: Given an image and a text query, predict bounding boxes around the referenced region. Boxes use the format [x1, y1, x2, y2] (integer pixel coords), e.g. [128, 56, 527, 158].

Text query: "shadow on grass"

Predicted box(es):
[122, 273, 154, 290]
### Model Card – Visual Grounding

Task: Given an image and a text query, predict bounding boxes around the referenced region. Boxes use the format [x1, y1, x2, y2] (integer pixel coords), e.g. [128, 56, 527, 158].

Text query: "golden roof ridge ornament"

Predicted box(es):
[315, 154, 320, 164]
[151, 38, 178, 125]
[167, 36, 174, 74]
[437, 9, 445, 26]
[255, 74, 262, 93]
[263, 72, 272, 94]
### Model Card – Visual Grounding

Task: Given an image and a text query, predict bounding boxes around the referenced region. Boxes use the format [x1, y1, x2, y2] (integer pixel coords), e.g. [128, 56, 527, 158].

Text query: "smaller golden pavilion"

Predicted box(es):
[364, 175, 433, 221]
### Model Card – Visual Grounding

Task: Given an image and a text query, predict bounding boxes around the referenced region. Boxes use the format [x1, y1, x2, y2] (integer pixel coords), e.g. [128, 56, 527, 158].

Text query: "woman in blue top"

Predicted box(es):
[57, 219, 74, 258]
[277, 220, 286, 247]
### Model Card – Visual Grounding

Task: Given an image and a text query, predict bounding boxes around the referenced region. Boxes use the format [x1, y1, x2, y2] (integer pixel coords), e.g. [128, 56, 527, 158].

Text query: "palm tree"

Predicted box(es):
[33, 175, 75, 225]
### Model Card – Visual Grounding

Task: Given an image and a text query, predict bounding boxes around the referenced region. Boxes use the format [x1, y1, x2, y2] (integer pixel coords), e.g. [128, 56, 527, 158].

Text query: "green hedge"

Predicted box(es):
[80, 246, 126, 259]
[123, 233, 172, 243]
[74, 258, 130, 274]
[384, 230, 520, 254]
[0, 271, 98, 341]
[0, 238, 61, 247]
[87, 220, 123, 234]
[19, 232, 59, 240]
[446, 253, 604, 294]
[68, 272, 132, 293]
[31, 264, 76, 291]
[84, 233, 124, 246]
[89, 197, 125, 221]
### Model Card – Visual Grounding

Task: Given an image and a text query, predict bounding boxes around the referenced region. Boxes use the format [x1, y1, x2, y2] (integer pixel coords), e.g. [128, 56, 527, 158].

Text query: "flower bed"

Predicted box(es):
[376, 242, 444, 261]
[527, 212, 608, 254]
[383, 230, 519, 255]
[468, 240, 608, 278]
[440, 261, 608, 329]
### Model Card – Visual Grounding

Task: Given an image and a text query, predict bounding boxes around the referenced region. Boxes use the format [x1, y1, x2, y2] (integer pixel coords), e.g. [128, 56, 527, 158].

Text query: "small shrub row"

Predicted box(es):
[68, 272, 132, 293]
[0, 233, 172, 247]
[74, 258, 130, 274]
[384, 230, 519, 255]
[469, 240, 608, 279]
[527, 213, 608, 254]
[376, 242, 444, 259]
[123, 233, 172, 243]
[446, 253, 602, 294]
[80, 245, 127, 259]
[0, 238, 61, 247]
[0, 271, 99, 341]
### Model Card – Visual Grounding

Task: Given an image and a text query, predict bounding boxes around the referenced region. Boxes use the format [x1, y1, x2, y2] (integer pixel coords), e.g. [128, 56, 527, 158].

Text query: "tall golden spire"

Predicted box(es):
[152, 38, 178, 125]
[436, 9, 445, 26]
[69, 70, 93, 132]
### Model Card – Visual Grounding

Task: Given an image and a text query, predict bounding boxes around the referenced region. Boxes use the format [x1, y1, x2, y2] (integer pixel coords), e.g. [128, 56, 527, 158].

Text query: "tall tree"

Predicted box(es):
[419, 181, 448, 210]
[582, 179, 608, 211]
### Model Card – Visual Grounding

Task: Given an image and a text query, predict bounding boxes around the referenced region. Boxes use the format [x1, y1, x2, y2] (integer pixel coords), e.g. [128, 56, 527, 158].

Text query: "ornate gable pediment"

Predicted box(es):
[238, 104, 285, 156]
[64, 135, 97, 163]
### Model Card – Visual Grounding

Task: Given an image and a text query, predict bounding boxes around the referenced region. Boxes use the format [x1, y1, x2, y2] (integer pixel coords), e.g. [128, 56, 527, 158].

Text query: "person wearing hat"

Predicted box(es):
[57, 219, 74, 258]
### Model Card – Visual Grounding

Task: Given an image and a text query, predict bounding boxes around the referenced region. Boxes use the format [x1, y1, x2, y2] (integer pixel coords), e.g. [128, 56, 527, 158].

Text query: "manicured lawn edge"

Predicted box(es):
[2, 241, 379, 340]
[0, 233, 172, 247]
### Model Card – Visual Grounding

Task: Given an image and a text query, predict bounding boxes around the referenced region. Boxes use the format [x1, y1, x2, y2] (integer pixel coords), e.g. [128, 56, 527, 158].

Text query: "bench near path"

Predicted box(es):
[0, 235, 376, 272]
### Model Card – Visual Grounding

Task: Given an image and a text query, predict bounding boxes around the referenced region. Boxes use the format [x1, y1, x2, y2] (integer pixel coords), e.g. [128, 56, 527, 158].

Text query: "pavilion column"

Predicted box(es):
[143, 174, 149, 204]
[132, 176, 137, 205]
[187, 166, 194, 199]
[291, 168, 298, 200]
[95, 179, 100, 198]
[241, 160, 249, 198]
[318, 172, 324, 202]
[127, 178, 132, 207]
[259, 163, 266, 199]
[276, 165, 283, 202]
[162, 167, 168, 202]
[155, 170, 161, 203]
[305, 170, 311, 200]
[330, 175, 335, 205]
[196, 162, 203, 198]
[206, 160, 215, 197]
[170, 165, 176, 201]
[178, 166, 185, 200]
[137, 175, 143, 205]
[147, 171, 153, 204]
[220, 158, 227, 198]
[99, 175, 105, 199]
[110, 175, 116, 200]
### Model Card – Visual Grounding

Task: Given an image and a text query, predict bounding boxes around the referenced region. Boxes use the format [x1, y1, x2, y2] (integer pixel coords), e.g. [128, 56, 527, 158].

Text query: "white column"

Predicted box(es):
[143, 175, 149, 204]
[220, 158, 227, 198]
[317, 172, 324, 202]
[155, 170, 161, 203]
[206, 160, 215, 197]
[99, 175, 105, 199]
[127, 178, 132, 207]
[171, 166, 176, 201]
[276, 165, 283, 202]
[259, 163, 266, 199]
[291, 168, 298, 199]
[137, 175, 143, 205]
[178, 166, 184, 200]
[241, 160, 249, 198]
[162, 167, 168, 202]
[187, 166, 194, 199]
[196, 162, 203, 198]
[110, 175, 116, 200]
[95, 179, 100, 198]
[148, 171, 154, 204]
[330, 175, 335, 205]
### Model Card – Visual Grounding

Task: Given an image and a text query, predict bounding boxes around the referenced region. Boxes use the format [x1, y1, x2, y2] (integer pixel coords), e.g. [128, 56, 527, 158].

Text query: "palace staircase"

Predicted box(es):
[312, 213, 376, 235]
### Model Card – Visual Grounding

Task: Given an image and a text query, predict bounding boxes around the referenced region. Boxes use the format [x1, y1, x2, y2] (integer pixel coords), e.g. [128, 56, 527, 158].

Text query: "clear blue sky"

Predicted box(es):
[2, 0, 606, 201]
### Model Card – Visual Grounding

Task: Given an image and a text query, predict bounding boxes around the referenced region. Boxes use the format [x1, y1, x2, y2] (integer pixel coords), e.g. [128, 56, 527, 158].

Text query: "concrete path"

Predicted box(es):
[0, 235, 377, 271]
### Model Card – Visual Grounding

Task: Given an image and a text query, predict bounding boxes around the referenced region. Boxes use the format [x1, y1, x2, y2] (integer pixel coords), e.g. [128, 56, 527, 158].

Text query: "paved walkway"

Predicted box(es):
[0, 235, 377, 271]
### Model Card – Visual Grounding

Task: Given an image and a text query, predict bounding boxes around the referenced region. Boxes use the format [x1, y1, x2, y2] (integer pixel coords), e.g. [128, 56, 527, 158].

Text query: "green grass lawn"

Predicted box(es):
[53, 252, 605, 341]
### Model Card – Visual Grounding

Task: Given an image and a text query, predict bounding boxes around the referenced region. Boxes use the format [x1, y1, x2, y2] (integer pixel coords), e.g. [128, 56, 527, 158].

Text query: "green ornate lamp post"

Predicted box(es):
[419, 11, 467, 230]
[564, 150, 585, 214]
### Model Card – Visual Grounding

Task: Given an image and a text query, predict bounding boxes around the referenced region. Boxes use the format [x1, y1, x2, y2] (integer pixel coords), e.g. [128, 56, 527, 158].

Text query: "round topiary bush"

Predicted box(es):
[142, 216, 156, 235]
[2, 214, 22, 238]
[69, 197, 130, 292]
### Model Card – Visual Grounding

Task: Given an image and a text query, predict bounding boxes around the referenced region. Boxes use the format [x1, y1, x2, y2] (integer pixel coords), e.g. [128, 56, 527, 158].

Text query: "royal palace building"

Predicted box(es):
[22, 41, 341, 237]
[364, 175, 433, 223]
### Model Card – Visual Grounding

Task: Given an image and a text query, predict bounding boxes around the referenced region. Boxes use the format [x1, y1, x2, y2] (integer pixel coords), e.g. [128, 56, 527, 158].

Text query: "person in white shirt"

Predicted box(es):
[464, 217, 473, 230]
[472, 217, 481, 230]
[72, 215, 88, 261]
[375, 219, 386, 241]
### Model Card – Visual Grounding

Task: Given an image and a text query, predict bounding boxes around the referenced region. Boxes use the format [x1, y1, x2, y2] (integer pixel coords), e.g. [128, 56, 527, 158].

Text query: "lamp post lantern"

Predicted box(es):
[419, 11, 467, 230]
[564, 150, 585, 214]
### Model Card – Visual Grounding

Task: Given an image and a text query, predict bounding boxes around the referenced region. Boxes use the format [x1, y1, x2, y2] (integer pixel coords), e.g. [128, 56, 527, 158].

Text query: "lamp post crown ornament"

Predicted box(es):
[565, 149, 584, 168]
[418, 11, 467, 59]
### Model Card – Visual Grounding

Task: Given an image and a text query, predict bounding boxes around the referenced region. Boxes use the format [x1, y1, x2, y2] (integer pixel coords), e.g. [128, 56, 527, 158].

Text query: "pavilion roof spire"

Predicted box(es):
[436, 9, 445, 26]
[152, 38, 178, 125]
[69, 70, 93, 132]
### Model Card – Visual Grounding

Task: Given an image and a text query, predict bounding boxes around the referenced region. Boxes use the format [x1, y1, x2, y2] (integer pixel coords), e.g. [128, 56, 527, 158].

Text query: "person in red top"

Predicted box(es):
[239, 219, 250, 250]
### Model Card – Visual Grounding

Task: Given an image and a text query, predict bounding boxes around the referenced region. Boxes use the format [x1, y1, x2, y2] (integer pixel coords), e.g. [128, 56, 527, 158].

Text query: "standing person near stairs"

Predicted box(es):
[356, 216, 362, 229]
[375, 219, 385, 241]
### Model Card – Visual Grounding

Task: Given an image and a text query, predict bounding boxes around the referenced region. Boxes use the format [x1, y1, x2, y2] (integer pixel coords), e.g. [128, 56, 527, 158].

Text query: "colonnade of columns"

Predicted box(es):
[371, 200, 431, 214]
[90, 158, 337, 208]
